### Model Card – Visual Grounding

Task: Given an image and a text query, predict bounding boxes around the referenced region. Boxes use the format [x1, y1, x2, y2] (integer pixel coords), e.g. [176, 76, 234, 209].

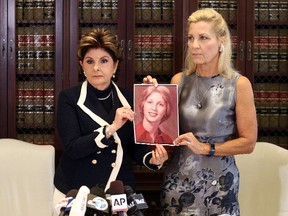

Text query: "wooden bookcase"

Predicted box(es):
[0, 1, 287, 214]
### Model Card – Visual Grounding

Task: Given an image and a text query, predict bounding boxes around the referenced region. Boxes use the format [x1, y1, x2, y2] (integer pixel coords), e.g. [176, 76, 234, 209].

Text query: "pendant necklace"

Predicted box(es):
[195, 73, 218, 109]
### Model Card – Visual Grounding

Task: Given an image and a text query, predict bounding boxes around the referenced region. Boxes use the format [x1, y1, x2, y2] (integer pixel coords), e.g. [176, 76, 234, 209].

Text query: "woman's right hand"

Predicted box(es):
[143, 75, 158, 86]
[107, 106, 134, 136]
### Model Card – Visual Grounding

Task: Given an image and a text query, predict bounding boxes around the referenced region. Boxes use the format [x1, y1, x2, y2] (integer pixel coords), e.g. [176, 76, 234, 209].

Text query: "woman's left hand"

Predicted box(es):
[149, 144, 169, 165]
[173, 132, 204, 155]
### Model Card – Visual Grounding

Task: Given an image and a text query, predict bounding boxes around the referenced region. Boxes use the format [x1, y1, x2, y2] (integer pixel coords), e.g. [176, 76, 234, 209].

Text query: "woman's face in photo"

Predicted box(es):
[143, 92, 167, 124]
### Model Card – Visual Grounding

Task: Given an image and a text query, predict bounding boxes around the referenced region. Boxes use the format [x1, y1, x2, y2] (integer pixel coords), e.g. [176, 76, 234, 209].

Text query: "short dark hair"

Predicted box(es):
[77, 28, 122, 80]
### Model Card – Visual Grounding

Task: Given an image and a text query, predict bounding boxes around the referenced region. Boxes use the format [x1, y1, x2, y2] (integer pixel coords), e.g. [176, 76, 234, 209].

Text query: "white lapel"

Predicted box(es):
[77, 81, 129, 191]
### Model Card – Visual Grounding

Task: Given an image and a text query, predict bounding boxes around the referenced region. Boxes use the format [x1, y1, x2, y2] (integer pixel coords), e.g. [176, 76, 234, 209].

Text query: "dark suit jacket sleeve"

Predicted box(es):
[56, 88, 108, 160]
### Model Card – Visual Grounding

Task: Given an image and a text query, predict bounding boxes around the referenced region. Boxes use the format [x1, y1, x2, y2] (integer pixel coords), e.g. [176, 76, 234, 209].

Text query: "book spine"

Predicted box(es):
[141, 0, 152, 20]
[279, 2, 288, 22]
[81, 0, 92, 21]
[23, 0, 34, 20]
[101, 0, 112, 19]
[111, 0, 118, 20]
[135, 0, 142, 20]
[135, 27, 152, 74]
[91, 1, 102, 20]
[34, 0, 44, 20]
[17, 0, 24, 20]
[152, 0, 161, 20]
[161, 28, 173, 74]
[17, 27, 26, 73]
[33, 26, 44, 71]
[17, 81, 54, 128]
[43, 0, 55, 20]
[43, 26, 55, 71]
[162, 0, 173, 20]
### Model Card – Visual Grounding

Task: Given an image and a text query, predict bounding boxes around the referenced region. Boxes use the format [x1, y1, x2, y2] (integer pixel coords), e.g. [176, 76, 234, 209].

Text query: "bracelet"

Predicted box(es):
[208, 139, 215, 157]
[105, 125, 113, 137]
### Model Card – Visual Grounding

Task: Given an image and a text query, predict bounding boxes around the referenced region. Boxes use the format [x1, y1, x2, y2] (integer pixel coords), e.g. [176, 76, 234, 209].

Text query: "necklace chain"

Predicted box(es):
[98, 90, 112, 101]
[195, 74, 217, 109]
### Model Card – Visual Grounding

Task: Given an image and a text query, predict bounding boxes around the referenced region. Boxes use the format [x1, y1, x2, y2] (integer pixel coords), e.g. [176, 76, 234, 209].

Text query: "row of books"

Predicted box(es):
[254, 2, 288, 22]
[135, 51, 173, 75]
[254, 83, 288, 92]
[135, 0, 174, 21]
[17, 0, 55, 20]
[17, 26, 55, 72]
[17, 111, 54, 127]
[80, 0, 118, 20]
[253, 28, 287, 73]
[254, 91, 288, 106]
[256, 107, 287, 128]
[79, 0, 174, 21]
[254, 88, 288, 130]
[135, 27, 173, 74]
[16, 134, 55, 145]
[257, 135, 288, 148]
[15, 1, 288, 23]
[16, 85, 54, 127]
[254, 52, 287, 74]
[199, 1, 237, 22]
[200, 1, 288, 23]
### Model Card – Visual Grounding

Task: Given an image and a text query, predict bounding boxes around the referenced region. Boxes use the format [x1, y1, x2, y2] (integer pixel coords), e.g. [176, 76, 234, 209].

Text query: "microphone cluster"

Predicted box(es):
[55, 180, 148, 216]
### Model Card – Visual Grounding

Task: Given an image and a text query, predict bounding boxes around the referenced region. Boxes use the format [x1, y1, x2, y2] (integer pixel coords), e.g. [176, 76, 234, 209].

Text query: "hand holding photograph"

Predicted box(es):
[133, 84, 179, 146]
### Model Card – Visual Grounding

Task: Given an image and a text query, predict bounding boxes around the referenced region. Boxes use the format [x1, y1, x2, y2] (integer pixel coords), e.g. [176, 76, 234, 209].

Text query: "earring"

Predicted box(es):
[112, 74, 115, 79]
[219, 44, 224, 53]
[83, 71, 86, 77]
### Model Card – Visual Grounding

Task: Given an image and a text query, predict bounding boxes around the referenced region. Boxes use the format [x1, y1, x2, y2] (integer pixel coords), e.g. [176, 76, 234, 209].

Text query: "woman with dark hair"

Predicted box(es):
[52, 28, 168, 215]
[136, 85, 173, 144]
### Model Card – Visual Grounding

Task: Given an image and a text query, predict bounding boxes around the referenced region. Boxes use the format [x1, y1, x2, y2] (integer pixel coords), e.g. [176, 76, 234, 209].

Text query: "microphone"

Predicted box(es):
[69, 185, 90, 216]
[55, 189, 78, 216]
[124, 185, 148, 216]
[85, 186, 110, 216]
[109, 180, 128, 216]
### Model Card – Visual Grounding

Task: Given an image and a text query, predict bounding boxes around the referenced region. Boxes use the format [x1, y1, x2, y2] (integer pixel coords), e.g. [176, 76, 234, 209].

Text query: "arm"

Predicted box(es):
[175, 76, 258, 156]
[211, 75, 258, 155]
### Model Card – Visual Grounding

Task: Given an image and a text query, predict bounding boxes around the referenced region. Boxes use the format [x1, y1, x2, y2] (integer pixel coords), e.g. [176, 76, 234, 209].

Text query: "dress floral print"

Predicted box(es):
[160, 73, 241, 216]
[161, 154, 240, 215]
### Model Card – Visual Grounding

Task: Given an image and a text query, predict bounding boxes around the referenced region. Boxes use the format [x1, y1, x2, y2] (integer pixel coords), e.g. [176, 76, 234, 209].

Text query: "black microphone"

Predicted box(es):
[55, 189, 78, 216]
[124, 185, 148, 216]
[109, 180, 128, 216]
[85, 186, 110, 216]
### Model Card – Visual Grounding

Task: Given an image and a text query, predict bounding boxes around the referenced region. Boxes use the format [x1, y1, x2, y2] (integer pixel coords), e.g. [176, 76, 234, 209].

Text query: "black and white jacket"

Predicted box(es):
[54, 81, 156, 194]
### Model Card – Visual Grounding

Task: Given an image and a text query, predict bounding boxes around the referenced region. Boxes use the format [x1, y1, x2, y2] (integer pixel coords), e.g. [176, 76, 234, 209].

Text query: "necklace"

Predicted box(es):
[98, 90, 112, 101]
[195, 73, 218, 109]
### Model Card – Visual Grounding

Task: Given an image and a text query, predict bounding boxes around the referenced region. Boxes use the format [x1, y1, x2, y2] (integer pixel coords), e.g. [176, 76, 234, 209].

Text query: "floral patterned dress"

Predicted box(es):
[161, 72, 241, 216]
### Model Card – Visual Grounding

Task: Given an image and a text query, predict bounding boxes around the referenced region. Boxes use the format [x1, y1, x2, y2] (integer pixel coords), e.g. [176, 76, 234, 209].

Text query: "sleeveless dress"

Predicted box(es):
[161, 72, 241, 216]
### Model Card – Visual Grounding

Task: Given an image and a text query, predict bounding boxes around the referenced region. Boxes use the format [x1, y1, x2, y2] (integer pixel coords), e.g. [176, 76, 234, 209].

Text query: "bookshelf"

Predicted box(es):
[0, 1, 287, 215]
[251, 0, 288, 148]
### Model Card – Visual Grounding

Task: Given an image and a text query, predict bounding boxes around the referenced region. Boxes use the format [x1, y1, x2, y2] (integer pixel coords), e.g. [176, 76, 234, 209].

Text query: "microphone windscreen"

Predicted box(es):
[124, 185, 134, 196]
[66, 189, 78, 198]
[90, 185, 106, 198]
[109, 180, 124, 194]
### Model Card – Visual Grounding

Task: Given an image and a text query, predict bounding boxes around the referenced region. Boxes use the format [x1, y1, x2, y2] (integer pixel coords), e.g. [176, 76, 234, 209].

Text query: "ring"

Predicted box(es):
[156, 158, 161, 163]
[123, 111, 126, 114]
[186, 141, 191, 146]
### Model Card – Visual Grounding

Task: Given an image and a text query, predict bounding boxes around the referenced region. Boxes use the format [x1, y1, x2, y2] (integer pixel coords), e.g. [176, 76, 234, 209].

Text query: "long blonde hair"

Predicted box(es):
[184, 8, 237, 78]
